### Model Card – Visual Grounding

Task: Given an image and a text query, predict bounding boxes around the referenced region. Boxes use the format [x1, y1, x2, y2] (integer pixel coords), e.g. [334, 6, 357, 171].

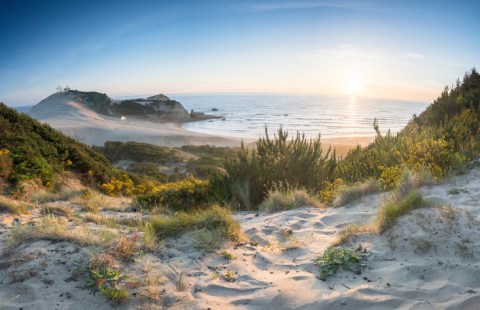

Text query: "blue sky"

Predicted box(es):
[0, 0, 478, 106]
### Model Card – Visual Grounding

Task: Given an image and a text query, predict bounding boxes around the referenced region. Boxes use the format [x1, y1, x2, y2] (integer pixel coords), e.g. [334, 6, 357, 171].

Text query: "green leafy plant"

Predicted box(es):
[86, 254, 128, 304]
[315, 246, 363, 280]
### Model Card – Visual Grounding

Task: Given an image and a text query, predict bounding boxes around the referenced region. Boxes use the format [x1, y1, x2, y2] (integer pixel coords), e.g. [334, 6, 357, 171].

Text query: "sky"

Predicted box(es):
[0, 0, 479, 107]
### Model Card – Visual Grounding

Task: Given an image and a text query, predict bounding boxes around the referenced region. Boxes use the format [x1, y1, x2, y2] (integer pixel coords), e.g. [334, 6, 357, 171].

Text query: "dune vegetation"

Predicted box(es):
[0, 69, 479, 305]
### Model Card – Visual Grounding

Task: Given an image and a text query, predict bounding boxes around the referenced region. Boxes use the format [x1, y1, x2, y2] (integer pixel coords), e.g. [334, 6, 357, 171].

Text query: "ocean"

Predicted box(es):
[15, 94, 428, 140]
[172, 94, 428, 139]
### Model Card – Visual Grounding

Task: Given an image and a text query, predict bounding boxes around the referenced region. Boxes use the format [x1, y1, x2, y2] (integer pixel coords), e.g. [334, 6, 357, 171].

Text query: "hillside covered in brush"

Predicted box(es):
[334, 68, 480, 185]
[0, 103, 113, 189]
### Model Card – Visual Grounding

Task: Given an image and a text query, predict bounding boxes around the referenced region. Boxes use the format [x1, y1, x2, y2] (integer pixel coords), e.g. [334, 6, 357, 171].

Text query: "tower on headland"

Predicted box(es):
[56, 84, 71, 93]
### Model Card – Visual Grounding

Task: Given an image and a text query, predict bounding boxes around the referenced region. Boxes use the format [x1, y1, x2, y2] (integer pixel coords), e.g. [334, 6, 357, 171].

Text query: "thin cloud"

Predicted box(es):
[299, 44, 386, 62]
[403, 52, 425, 59]
[240, 1, 380, 13]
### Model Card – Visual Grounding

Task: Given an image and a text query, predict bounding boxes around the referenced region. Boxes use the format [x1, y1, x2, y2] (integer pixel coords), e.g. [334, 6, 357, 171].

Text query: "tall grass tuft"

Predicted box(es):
[0, 195, 30, 214]
[260, 188, 323, 212]
[150, 204, 245, 243]
[332, 179, 382, 207]
[374, 190, 425, 233]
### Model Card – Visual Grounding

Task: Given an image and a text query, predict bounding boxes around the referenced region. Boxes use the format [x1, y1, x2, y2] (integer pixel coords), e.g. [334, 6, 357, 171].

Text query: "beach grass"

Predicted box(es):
[150, 204, 245, 243]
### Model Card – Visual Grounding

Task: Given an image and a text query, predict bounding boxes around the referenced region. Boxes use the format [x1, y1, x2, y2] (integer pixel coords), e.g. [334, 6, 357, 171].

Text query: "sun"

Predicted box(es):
[345, 76, 363, 95]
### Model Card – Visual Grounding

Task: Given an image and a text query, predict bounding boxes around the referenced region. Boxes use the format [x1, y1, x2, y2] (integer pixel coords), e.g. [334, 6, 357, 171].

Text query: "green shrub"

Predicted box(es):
[319, 178, 346, 204]
[403, 138, 463, 180]
[0, 103, 112, 188]
[0, 149, 12, 177]
[137, 177, 211, 210]
[10, 146, 56, 187]
[216, 127, 336, 209]
[379, 165, 403, 190]
[335, 121, 401, 183]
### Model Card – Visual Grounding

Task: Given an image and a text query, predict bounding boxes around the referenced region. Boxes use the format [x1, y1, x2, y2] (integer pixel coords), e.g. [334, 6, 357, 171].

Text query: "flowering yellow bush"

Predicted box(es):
[137, 177, 211, 211]
[379, 165, 403, 190]
[0, 149, 12, 177]
[101, 174, 135, 196]
[319, 178, 346, 204]
[404, 138, 463, 180]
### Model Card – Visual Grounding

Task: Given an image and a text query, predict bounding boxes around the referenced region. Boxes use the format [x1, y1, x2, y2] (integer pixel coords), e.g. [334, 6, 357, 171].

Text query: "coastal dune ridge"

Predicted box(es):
[26, 91, 379, 153]
[27, 91, 246, 148]
[1, 69, 480, 309]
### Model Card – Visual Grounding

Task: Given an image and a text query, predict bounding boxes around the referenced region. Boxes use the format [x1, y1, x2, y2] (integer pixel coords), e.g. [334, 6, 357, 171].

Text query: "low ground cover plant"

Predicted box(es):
[315, 246, 366, 280]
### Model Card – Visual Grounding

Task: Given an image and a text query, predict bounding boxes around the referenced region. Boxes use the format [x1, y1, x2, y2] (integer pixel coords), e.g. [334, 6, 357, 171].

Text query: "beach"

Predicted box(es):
[27, 94, 374, 156]
[1, 166, 480, 309]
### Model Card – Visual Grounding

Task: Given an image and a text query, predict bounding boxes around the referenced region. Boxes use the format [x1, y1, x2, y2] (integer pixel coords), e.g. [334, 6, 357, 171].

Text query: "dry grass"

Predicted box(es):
[455, 240, 473, 258]
[176, 271, 187, 291]
[138, 221, 160, 252]
[40, 203, 72, 217]
[191, 229, 225, 252]
[0, 195, 30, 214]
[89, 252, 119, 270]
[439, 205, 457, 223]
[150, 204, 245, 243]
[3, 215, 122, 255]
[332, 179, 382, 207]
[28, 175, 85, 203]
[111, 234, 140, 260]
[82, 213, 119, 228]
[336, 223, 375, 245]
[72, 189, 127, 213]
[412, 238, 435, 255]
[337, 190, 427, 244]
[374, 190, 425, 233]
[260, 188, 323, 212]
[279, 236, 305, 251]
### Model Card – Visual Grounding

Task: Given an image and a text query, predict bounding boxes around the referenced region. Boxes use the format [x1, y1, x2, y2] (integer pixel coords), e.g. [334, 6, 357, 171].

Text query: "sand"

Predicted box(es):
[1, 166, 480, 309]
[26, 93, 374, 154]
[27, 93, 247, 148]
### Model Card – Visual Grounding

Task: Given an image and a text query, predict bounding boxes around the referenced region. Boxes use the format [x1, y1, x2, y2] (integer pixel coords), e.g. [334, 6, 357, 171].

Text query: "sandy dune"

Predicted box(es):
[2, 168, 480, 309]
[27, 93, 245, 148]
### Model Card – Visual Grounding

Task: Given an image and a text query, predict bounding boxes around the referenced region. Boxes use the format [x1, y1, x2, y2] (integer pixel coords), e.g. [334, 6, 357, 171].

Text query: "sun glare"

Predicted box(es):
[345, 76, 363, 95]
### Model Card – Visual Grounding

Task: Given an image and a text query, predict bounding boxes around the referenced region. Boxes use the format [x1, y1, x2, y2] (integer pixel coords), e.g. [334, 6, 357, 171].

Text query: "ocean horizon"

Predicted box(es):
[172, 94, 428, 140]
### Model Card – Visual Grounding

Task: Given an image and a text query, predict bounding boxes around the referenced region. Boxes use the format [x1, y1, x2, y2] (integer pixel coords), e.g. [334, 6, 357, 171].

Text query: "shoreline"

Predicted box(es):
[26, 95, 375, 154]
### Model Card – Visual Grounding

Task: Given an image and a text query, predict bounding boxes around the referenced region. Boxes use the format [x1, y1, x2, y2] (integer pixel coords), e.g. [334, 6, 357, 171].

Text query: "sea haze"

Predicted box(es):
[173, 94, 428, 139]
